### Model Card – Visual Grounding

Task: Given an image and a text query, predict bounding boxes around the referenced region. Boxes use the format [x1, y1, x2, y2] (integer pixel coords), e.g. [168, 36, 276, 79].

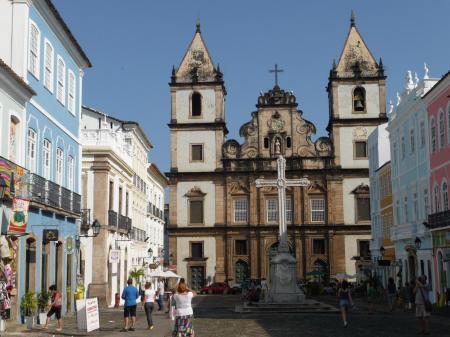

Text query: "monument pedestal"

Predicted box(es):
[267, 250, 305, 303]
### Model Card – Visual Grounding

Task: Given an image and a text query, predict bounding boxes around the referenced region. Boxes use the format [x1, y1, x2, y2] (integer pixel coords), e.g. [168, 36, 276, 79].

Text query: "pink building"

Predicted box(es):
[423, 70, 450, 301]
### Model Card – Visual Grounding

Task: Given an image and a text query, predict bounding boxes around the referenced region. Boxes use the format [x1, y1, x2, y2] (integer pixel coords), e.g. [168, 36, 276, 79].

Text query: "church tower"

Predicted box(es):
[327, 11, 387, 169]
[168, 21, 227, 288]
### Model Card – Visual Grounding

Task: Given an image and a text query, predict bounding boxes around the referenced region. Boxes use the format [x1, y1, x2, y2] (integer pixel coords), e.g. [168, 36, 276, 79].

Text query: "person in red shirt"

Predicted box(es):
[43, 285, 62, 331]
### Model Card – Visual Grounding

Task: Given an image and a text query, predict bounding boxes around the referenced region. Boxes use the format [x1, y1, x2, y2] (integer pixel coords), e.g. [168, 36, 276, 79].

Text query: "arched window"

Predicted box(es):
[44, 40, 54, 91]
[43, 139, 52, 179]
[439, 111, 445, 149]
[191, 92, 202, 117]
[430, 118, 436, 153]
[353, 87, 366, 112]
[442, 181, 449, 211]
[56, 147, 64, 185]
[264, 137, 269, 149]
[28, 22, 40, 78]
[27, 128, 37, 173]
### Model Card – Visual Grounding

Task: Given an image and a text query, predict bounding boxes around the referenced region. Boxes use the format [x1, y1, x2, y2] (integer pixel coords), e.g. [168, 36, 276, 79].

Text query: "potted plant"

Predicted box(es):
[129, 268, 145, 286]
[37, 291, 51, 325]
[20, 292, 37, 329]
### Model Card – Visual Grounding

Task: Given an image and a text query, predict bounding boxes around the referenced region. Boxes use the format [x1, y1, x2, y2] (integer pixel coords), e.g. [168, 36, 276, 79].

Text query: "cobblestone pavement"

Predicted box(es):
[3, 295, 450, 337]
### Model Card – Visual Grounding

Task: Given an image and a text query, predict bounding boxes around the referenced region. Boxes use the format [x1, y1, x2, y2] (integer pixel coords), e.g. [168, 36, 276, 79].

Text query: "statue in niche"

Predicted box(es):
[274, 138, 281, 155]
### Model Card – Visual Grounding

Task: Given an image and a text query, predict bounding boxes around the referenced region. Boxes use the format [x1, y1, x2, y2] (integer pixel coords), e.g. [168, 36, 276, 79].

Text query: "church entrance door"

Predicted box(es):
[235, 260, 249, 285]
[190, 266, 205, 290]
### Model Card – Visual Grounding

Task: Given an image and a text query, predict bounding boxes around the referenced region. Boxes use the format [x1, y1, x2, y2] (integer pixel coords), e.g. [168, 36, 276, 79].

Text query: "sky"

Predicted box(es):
[54, 0, 450, 173]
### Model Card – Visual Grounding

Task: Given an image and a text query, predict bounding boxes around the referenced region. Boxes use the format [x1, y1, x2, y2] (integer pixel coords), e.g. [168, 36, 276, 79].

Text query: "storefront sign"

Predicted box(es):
[8, 198, 29, 234]
[109, 249, 120, 263]
[76, 298, 100, 332]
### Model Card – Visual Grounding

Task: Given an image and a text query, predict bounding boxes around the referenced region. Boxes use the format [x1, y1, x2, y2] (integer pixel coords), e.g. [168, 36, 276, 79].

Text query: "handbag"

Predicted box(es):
[419, 288, 432, 313]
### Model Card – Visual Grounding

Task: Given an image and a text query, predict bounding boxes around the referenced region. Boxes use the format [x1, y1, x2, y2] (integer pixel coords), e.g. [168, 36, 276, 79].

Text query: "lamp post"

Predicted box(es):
[415, 237, 422, 250]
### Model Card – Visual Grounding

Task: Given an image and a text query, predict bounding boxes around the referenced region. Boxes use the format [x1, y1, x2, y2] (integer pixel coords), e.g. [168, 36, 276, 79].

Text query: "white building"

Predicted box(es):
[388, 66, 438, 301]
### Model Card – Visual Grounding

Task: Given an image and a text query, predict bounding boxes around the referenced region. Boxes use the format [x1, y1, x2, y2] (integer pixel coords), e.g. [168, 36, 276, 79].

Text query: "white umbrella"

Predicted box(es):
[163, 270, 181, 279]
[332, 273, 357, 280]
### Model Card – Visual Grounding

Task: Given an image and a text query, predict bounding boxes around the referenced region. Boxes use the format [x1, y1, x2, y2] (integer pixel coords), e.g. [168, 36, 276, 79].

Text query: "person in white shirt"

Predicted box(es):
[142, 282, 156, 330]
[172, 278, 196, 337]
[157, 279, 165, 311]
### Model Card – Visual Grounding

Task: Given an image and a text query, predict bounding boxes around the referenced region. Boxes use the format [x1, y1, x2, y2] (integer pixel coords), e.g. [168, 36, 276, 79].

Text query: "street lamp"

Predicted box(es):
[0, 177, 7, 200]
[148, 247, 153, 258]
[91, 219, 101, 237]
[415, 237, 422, 250]
[380, 246, 385, 257]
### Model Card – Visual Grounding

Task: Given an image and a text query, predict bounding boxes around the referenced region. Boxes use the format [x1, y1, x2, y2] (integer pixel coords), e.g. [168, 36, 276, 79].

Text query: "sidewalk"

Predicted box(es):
[0, 307, 172, 337]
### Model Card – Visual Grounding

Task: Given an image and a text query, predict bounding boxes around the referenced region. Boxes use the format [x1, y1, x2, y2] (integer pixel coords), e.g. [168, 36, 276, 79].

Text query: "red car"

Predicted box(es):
[199, 282, 232, 294]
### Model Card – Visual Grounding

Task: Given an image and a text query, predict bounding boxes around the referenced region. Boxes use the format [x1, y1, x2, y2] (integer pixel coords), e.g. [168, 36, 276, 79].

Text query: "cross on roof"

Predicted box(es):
[269, 64, 283, 86]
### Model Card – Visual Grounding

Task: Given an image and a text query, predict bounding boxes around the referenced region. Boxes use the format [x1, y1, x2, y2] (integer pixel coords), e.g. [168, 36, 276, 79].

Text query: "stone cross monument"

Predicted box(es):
[255, 155, 310, 303]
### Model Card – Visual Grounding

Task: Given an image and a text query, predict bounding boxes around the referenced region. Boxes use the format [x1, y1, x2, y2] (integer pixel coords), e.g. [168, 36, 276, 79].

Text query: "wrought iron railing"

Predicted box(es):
[428, 210, 450, 229]
[108, 210, 118, 228]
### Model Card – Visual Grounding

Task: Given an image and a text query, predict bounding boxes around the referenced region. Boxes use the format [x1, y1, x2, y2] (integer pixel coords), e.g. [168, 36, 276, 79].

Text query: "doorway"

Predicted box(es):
[189, 266, 205, 290]
[235, 260, 249, 285]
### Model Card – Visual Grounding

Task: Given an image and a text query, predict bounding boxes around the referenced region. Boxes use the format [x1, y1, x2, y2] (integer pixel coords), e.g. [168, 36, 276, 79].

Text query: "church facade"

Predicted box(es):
[167, 15, 387, 289]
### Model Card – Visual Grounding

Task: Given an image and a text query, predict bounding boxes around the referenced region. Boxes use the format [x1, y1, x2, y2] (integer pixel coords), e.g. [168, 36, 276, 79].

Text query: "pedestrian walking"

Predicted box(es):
[367, 282, 377, 314]
[337, 280, 353, 328]
[172, 278, 196, 337]
[142, 282, 156, 330]
[121, 278, 139, 332]
[408, 281, 416, 310]
[260, 278, 268, 302]
[386, 277, 397, 312]
[157, 278, 165, 311]
[414, 275, 431, 335]
[42, 285, 62, 332]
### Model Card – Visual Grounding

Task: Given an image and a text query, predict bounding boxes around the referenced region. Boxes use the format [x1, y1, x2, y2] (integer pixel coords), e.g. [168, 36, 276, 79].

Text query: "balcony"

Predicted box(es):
[108, 210, 118, 228]
[28, 173, 81, 215]
[118, 214, 132, 232]
[428, 210, 450, 229]
[81, 129, 132, 163]
[131, 227, 146, 242]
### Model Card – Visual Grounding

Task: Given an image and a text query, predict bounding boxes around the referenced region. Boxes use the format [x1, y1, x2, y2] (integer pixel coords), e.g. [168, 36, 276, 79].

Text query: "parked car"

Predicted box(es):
[200, 282, 232, 294]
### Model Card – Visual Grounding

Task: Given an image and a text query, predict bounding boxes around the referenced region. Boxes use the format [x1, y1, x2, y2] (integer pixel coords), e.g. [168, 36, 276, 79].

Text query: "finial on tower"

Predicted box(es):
[388, 99, 394, 114]
[423, 62, 429, 79]
[350, 10, 356, 27]
[196, 17, 201, 33]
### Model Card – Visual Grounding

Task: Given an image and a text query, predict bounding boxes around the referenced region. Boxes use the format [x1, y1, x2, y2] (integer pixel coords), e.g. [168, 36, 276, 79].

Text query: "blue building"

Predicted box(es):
[0, 0, 91, 320]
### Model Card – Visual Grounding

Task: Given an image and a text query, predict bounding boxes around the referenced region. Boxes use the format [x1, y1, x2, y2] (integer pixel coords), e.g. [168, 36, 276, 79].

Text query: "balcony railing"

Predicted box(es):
[131, 227, 146, 241]
[28, 173, 81, 215]
[108, 210, 118, 228]
[118, 214, 132, 232]
[81, 129, 132, 163]
[428, 210, 450, 229]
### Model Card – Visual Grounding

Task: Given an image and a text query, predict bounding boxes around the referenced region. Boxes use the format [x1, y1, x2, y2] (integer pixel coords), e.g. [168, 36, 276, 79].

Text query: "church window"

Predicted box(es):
[310, 198, 325, 222]
[28, 22, 40, 78]
[431, 118, 436, 153]
[189, 199, 204, 224]
[358, 240, 370, 258]
[356, 196, 370, 222]
[420, 121, 426, 148]
[410, 129, 415, 153]
[286, 197, 293, 223]
[190, 242, 203, 258]
[353, 87, 366, 112]
[354, 141, 367, 159]
[286, 137, 292, 148]
[439, 111, 445, 148]
[266, 198, 278, 223]
[233, 198, 248, 223]
[235, 240, 248, 255]
[264, 138, 269, 149]
[191, 92, 202, 117]
[313, 239, 325, 255]
[191, 144, 203, 162]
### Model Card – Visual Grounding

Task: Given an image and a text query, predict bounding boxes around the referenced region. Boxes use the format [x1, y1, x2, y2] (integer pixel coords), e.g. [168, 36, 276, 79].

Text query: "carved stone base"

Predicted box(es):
[266, 251, 305, 303]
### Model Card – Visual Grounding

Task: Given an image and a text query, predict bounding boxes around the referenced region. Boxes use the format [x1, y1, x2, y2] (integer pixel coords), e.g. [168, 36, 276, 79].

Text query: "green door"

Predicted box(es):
[235, 261, 249, 284]
[190, 266, 205, 290]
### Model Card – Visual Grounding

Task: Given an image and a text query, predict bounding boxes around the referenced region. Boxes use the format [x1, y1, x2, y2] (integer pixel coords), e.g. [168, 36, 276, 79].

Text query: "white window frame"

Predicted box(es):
[56, 147, 64, 185]
[67, 155, 74, 190]
[27, 128, 37, 173]
[431, 118, 436, 153]
[420, 120, 426, 148]
[43, 139, 52, 180]
[56, 56, 66, 105]
[442, 180, 449, 211]
[233, 198, 248, 223]
[43, 39, 54, 92]
[68, 70, 76, 114]
[410, 129, 415, 153]
[28, 20, 40, 79]
[286, 197, 293, 224]
[266, 198, 278, 223]
[439, 111, 445, 149]
[310, 198, 325, 222]
[423, 189, 429, 219]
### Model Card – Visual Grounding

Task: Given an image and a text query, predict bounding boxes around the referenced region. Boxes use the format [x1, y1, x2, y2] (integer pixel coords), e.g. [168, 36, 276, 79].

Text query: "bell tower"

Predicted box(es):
[327, 11, 387, 168]
[169, 20, 227, 173]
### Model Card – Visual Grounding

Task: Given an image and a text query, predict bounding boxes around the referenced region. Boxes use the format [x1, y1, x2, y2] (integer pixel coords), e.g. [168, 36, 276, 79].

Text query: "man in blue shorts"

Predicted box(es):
[121, 278, 139, 332]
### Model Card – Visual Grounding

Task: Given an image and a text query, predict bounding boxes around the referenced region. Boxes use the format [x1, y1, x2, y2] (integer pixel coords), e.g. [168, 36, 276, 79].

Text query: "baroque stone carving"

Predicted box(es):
[353, 127, 368, 140]
[315, 137, 333, 156]
[257, 85, 297, 106]
[184, 186, 206, 198]
[223, 140, 241, 159]
[229, 180, 250, 194]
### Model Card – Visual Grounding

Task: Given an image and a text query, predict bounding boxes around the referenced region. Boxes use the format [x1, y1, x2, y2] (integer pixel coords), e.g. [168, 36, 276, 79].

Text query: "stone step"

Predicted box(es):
[235, 301, 339, 313]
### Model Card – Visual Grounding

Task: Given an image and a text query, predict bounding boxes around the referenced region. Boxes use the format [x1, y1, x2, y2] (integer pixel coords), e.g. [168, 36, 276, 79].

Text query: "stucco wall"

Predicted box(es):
[337, 83, 380, 118]
[342, 177, 370, 224]
[176, 130, 217, 172]
[175, 88, 216, 123]
[344, 234, 371, 275]
[339, 126, 376, 168]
